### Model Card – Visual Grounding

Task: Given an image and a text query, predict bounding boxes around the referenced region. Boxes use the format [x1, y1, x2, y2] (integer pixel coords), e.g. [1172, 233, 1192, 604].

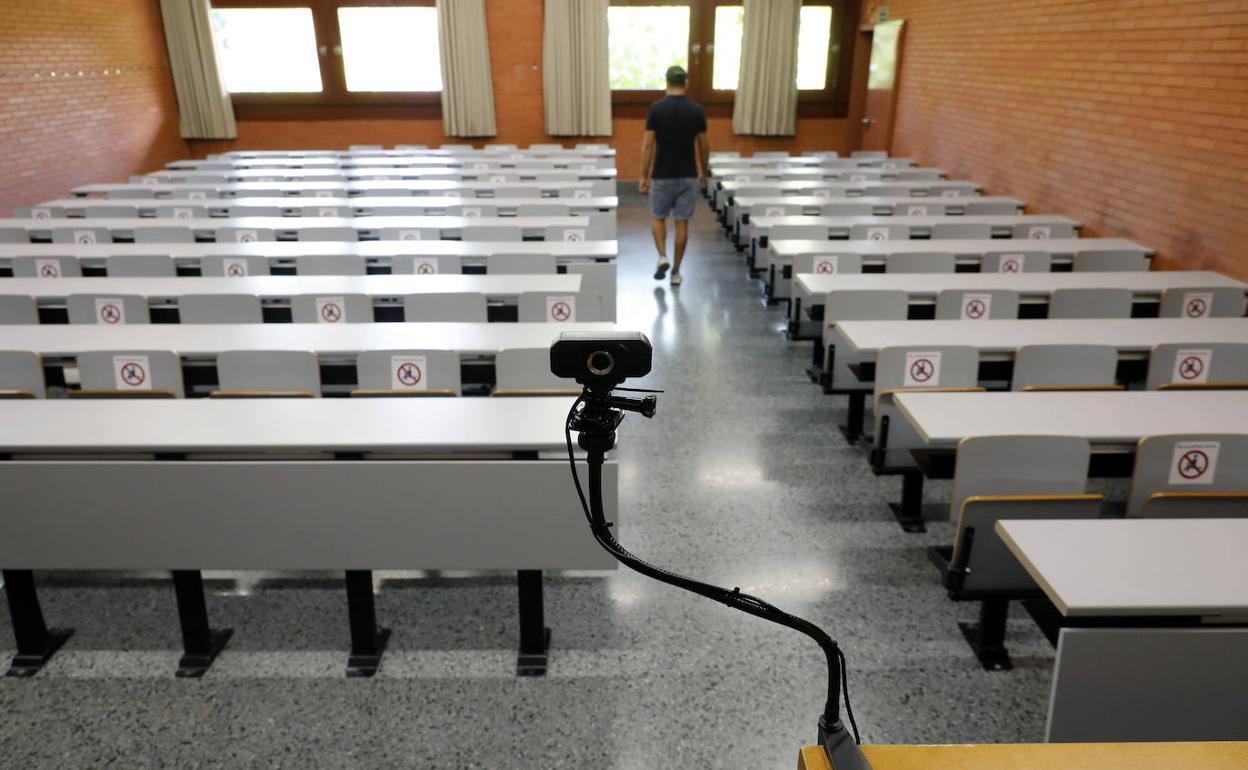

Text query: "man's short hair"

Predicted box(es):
[665, 66, 688, 87]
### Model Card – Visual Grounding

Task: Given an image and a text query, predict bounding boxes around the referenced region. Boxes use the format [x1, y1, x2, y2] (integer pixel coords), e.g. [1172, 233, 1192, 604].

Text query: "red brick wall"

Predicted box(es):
[860, 0, 1248, 276]
[0, 0, 188, 215]
[188, 0, 850, 178]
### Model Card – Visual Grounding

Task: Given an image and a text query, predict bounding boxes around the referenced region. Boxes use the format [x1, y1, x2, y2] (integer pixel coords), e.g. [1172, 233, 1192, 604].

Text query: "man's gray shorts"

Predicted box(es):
[649, 177, 698, 221]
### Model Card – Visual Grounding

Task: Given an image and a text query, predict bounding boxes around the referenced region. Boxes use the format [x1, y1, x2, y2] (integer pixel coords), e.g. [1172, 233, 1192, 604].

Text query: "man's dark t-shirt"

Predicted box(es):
[645, 95, 707, 179]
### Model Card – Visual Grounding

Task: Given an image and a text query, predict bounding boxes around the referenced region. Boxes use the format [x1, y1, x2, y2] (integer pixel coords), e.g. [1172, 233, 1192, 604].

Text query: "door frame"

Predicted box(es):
[846, 20, 905, 153]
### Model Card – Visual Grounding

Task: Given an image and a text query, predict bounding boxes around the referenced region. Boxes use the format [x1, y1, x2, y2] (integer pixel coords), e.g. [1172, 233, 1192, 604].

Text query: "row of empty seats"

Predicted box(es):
[15, 203, 605, 219]
[765, 221, 1078, 242]
[867, 344, 1248, 471]
[0, 347, 576, 399]
[0, 291, 604, 324]
[751, 201, 1021, 217]
[825, 286, 1244, 321]
[793, 249, 1152, 275]
[4, 253, 580, 277]
[0, 223, 611, 245]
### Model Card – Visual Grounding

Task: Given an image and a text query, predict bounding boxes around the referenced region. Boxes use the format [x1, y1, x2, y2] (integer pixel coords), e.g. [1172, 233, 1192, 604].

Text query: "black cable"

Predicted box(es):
[563, 396, 860, 744]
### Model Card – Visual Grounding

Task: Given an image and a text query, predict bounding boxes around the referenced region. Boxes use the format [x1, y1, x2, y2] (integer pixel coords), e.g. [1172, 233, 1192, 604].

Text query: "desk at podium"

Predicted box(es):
[798, 742, 1248, 770]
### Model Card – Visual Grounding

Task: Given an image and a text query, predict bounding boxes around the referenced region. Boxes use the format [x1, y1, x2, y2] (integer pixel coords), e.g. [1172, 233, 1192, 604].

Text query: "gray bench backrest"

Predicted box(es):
[1011, 344, 1119, 390]
[178, 294, 264, 324]
[66, 294, 149, 325]
[1158, 287, 1247, 319]
[517, 291, 602, 323]
[355, 349, 462, 395]
[291, 293, 373, 323]
[0, 350, 45, 397]
[951, 435, 1094, 593]
[1127, 434, 1248, 517]
[1145, 343, 1248, 390]
[1048, 287, 1133, 319]
[403, 292, 488, 323]
[78, 350, 185, 397]
[216, 350, 321, 396]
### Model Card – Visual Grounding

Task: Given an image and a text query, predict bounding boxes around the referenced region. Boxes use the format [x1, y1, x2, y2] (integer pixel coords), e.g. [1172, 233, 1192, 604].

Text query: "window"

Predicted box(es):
[795, 6, 833, 90]
[209, 1, 441, 117]
[337, 6, 441, 92]
[212, 8, 323, 93]
[709, 4, 834, 92]
[608, 1, 855, 117]
[608, 6, 691, 90]
[710, 5, 743, 92]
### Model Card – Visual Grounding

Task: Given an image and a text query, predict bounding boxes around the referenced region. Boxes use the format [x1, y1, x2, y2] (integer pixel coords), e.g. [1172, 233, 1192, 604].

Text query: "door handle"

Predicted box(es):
[861, 117, 873, 129]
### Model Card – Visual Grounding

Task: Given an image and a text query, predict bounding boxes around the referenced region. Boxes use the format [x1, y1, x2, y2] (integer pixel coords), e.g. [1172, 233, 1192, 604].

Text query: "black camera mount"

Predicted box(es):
[561, 373, 871, 770]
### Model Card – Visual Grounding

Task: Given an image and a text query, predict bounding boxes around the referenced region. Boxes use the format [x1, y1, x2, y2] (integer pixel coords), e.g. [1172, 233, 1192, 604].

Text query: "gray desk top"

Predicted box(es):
[0, 215, 596, 234]
[0, 398, 576, 454]
[216, 149, 615, 159]
[733, 195, 1024, 211]
[719, 179, 978, 192]
[893, 390, 1248, 448]
[170, 157, 614, 170]
[3, 274, 582, 301]
[0, 240, 616, 261]
[69, 180, 601, 196]
[770, 237, 1153, 259]
[4, 321, 614, 358]
[796, 271, 1242, 300]
[147, 167, 618, 180]
[713, 168, 945, 180]
[996, 518, 1248, 617]
[37, 196, 619, 213]
[0, 240, 618, 262]
[751, 214, 1080, 233]
[836, 318, 1248, 356]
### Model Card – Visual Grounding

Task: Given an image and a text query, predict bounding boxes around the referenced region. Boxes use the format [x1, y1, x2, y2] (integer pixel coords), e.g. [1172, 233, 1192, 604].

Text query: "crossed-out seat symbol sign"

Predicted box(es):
[119, 362, 146, 387]
[1178, 356, 1205, 380]
[1178, 449, 1209, 480]
[396, 362, 422, 387]
[909, 358, 934, 382]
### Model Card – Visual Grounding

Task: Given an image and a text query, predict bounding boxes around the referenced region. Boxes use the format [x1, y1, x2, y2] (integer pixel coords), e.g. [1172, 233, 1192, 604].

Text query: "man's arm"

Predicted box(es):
[694, 132, 709, 188]
[639, 130, 656, 194]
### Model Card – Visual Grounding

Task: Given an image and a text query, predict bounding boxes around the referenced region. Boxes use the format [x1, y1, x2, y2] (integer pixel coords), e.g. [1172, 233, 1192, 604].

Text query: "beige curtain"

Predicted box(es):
[732, 0, 800, 136]
[437, 0, 498, 137]
[158, 0, 237, 139]
[542, 0, 611, 136]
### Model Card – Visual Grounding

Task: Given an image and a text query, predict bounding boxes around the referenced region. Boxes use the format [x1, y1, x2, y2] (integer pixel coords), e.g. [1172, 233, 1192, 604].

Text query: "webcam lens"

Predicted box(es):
[588, 351, 614, 376]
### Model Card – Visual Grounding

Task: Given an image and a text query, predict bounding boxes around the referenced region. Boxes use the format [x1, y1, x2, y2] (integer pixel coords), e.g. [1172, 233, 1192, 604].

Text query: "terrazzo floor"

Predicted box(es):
[0, 188, 1056, 768]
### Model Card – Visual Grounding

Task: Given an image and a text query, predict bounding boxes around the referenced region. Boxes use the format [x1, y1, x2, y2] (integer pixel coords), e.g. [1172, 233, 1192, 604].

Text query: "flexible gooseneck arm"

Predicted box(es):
[565, 392, 871, 768]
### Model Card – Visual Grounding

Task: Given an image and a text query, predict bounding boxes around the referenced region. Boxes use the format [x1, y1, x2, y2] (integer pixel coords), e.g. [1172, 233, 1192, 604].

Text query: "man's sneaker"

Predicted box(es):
[654, 259, 671, 280]
[670, 272, 683, 286]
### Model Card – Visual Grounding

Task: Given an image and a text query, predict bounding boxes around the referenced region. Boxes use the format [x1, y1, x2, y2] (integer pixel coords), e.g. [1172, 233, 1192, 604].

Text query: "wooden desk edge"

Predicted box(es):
[800, 742, 1248, 770]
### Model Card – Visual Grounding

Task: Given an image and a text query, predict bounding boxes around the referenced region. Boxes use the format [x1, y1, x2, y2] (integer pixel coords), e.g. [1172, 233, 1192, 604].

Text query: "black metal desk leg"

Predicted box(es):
[345, 569, 390, 678]
[888, 470, 928, 533]
[172, 570, 232, 678]
[516, 569, 550, 677]
[958, 598, 1013, 671]
[840, 392, 866, 444]
[3, 569, 72, 677]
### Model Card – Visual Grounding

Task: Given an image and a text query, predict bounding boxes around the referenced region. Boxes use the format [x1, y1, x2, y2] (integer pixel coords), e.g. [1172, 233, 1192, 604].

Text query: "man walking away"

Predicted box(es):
[638, 65, 709, 286]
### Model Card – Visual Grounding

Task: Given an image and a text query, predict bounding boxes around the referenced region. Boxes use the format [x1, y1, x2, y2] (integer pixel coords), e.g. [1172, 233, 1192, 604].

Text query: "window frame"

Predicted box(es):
[608, 0, 856, 120]
[211, 0, 442, 120]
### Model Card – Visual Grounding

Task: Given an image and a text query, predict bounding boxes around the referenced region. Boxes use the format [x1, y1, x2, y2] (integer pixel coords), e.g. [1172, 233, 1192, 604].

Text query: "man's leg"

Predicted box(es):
[651, 218, 670, 279]
[650, 180, 672, 280]
[673, 220, 689, 273]
[668, 179, 696, 285]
